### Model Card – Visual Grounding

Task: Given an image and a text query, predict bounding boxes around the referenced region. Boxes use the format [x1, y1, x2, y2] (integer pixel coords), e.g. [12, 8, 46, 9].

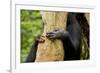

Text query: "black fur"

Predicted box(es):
[26, 39, 38, 62]
[63, 13, 81, 60]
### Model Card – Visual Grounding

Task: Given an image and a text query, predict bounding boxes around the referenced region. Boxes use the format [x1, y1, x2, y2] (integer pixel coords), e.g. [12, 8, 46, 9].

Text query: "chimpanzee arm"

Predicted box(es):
[26, 40, 38, 62]
[26, 35, 45, 62]
[46, 13, 81, 60]
[46, 13, 81, 50]
[66, 13, 81, 50]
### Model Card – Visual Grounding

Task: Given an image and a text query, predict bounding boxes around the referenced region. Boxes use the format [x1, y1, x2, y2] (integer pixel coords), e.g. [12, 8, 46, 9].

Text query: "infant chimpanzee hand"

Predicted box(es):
[36, 35, 45, 43]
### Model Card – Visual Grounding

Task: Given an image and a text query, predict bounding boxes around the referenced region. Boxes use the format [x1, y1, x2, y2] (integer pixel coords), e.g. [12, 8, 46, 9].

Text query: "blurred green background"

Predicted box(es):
[21, 10, 43, 63]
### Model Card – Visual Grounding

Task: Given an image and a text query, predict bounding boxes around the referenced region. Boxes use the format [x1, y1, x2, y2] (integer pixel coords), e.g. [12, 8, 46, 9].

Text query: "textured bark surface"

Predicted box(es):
[35, 11, 68, 62]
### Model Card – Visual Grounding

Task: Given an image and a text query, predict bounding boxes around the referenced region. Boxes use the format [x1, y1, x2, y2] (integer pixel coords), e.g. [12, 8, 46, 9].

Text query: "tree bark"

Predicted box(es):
[35, 11, 68, 62]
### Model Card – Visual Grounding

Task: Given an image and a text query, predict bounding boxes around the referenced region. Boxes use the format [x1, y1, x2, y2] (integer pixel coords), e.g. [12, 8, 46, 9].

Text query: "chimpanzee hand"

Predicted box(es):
[46, 30, 68, 39]
[36, 35, 45, 43]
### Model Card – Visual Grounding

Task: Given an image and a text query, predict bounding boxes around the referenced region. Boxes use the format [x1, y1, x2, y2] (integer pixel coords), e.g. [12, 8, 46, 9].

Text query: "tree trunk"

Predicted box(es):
[35, 11, 68, 62]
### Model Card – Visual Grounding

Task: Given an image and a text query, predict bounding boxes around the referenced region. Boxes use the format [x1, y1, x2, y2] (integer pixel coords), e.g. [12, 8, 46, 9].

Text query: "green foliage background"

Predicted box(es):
[21, 10, 43, 63]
